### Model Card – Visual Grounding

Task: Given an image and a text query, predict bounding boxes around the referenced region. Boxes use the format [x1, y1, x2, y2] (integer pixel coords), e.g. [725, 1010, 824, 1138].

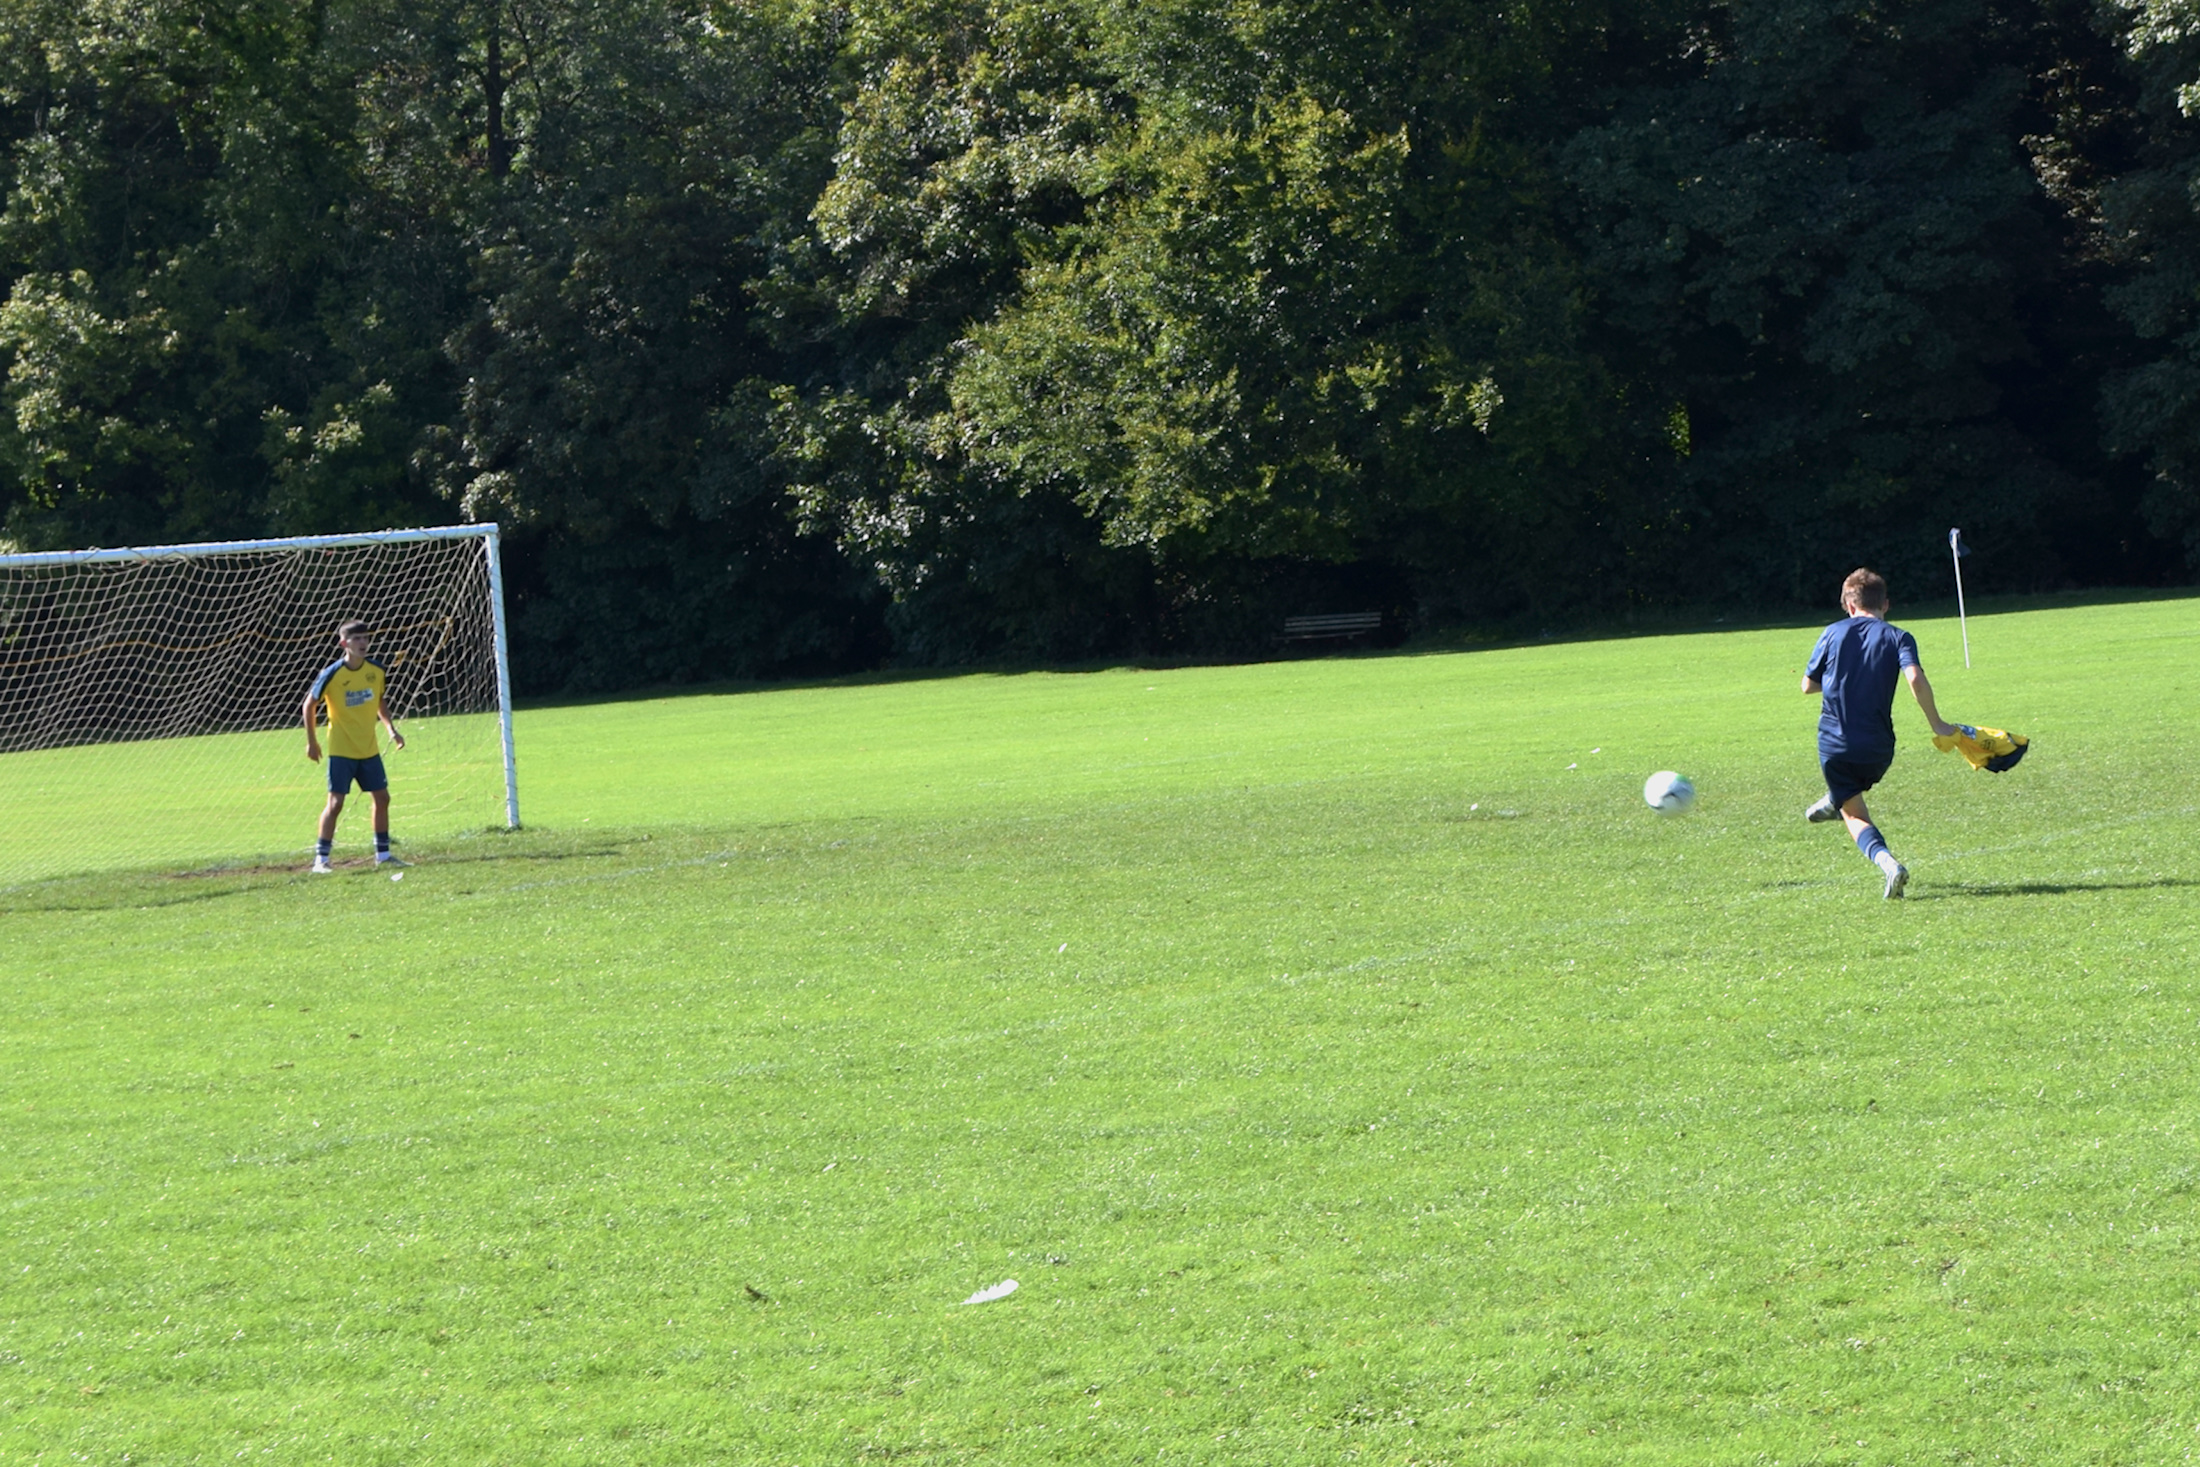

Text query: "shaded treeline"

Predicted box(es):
[3, 0, 2196, 691]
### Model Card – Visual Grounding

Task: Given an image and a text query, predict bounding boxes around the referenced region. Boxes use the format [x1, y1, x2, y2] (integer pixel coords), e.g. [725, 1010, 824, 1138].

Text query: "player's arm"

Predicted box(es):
[1802, 639, 1828, 695]
[1903, 663, 1954, 738]
[301, 693, 323, 761]
[379, 701, 406, 750]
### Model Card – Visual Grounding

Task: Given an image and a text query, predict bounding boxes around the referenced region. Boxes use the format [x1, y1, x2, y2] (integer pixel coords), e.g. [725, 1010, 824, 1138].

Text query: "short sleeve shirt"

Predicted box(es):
[1804, 617, 1918, 760]
[309, 658, 387, 760]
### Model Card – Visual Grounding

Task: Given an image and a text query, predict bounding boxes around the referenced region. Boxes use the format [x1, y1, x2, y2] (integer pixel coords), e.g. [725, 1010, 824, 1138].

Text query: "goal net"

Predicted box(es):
[0, 525, 518, 887]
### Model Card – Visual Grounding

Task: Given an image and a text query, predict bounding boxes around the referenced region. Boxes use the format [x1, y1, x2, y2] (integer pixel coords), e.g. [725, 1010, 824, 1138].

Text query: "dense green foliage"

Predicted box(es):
[3, 597, 2196, 1458]
[3, 0, 2197, 688]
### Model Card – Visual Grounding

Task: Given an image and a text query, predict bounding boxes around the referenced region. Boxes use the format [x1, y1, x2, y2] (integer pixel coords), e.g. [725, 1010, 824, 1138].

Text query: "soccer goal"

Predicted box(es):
[0, 524, 519, 886]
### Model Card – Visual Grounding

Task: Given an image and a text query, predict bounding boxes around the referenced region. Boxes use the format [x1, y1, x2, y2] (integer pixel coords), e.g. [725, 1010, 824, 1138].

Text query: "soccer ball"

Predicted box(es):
[1643, 770, 1696, 815]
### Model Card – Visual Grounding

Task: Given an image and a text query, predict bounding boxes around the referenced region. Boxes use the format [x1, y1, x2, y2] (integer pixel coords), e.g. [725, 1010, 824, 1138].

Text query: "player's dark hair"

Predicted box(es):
[338, 619, 370, 639]
[1841, 568, 1888, 612]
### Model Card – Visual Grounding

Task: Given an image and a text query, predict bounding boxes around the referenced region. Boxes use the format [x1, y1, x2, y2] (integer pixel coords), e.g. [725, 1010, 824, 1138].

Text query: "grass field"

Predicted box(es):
[0, 711, 510, 886]
[3, 595, 2196, 1464]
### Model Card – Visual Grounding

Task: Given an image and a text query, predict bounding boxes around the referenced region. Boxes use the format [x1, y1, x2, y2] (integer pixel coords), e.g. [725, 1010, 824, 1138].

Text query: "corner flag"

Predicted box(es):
[1949, 528, 1971, 667]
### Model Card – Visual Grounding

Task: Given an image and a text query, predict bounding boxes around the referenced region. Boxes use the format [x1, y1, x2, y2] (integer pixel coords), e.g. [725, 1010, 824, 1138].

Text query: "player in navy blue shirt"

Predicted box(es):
[1802, 569, 1953, 899]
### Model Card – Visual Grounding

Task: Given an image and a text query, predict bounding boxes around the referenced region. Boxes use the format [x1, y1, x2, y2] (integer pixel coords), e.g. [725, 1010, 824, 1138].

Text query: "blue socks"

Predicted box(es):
[317, 837, 393, 863]
[1854, 822, 1901, 875]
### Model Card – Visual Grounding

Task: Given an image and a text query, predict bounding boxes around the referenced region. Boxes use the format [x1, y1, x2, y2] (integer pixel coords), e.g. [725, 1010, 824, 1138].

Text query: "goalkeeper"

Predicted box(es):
[303, 620, 407, 873]
[1800, 569, 1953, 900]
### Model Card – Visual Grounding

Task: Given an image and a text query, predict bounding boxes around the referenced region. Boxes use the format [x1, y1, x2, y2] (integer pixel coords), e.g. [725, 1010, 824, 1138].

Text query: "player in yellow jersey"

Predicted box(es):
[303, 619, 406, 872]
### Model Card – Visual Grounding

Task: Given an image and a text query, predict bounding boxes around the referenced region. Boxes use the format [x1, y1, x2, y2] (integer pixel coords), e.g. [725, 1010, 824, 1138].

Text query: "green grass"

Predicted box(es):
[3, 596, 2196, 1464]
[0, 712, 509, 884]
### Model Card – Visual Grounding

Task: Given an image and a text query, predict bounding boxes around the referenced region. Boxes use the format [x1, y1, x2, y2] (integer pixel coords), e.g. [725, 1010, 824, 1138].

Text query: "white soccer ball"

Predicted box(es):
[1643, 770, 1696, 815]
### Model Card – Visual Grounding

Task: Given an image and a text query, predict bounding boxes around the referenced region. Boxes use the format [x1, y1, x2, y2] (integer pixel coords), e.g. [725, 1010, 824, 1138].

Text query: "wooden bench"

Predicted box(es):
[1279, 611, 1384, 643]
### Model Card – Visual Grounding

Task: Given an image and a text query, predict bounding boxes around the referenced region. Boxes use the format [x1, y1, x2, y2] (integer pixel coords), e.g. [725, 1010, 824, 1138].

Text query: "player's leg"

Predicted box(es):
[1805, 754, 1851, 822]
[1839, 793, 1871, 837]
[1826, 758, 1907, 898]
[362, 757, 399, 866]
[369, 789, 400, 865]
[314, 785, 347, 873]
[315, 756, 362, 871]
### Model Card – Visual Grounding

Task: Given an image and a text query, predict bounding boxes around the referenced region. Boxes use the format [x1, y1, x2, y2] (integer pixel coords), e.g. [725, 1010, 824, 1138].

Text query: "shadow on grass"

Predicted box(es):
[0, 826, 650, 915]
[0, 818, 881, 915]
[1916, 877, 2200, 900]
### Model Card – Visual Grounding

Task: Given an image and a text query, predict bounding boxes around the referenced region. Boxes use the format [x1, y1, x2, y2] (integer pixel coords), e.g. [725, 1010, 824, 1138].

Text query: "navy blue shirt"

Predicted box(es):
[1805, 616, 1918, 760]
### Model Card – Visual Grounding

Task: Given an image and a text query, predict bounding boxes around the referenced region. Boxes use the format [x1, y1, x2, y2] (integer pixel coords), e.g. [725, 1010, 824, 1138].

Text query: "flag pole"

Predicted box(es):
[1949, 527, 1971, 668]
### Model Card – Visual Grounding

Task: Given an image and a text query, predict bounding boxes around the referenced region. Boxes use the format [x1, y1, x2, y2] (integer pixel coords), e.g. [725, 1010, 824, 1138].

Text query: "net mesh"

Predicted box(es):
[0, 532, 511, 886]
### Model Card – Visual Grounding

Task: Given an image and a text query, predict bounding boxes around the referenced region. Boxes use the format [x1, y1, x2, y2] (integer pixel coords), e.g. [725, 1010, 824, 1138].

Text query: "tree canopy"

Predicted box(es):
[3, 0, 2194, 690]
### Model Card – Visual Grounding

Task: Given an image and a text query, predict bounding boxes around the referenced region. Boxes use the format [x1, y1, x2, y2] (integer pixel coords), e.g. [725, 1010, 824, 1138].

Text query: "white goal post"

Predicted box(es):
[0, 524, 519, 886]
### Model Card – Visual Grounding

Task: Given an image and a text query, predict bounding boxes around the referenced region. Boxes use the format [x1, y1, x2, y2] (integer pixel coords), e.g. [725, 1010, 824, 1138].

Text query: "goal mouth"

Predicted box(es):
[0, 526, 519, 886]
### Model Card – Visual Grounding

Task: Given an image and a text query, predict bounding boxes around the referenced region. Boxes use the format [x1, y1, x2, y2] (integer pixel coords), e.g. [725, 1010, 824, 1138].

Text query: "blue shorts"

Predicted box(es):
[327, 754, 389, 795]
[1821, 751, 1892, 808]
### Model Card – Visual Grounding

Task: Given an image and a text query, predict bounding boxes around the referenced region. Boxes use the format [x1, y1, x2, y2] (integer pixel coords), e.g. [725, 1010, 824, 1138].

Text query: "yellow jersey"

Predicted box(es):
[309, 658, 388, 759]
[1931, 723, 2029, 773]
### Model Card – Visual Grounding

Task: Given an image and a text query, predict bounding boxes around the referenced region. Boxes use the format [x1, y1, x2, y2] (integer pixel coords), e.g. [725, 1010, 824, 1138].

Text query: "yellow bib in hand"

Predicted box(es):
[1931, 723, 2028, 773]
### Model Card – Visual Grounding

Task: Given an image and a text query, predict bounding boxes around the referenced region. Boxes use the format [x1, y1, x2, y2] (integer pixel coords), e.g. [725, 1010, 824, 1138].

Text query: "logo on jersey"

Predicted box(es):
[345, 688, 375, 707]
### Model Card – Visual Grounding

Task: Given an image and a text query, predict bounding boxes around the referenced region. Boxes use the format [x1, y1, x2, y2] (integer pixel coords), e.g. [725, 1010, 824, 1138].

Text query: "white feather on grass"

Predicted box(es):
[959, 1279, 1018, 1305]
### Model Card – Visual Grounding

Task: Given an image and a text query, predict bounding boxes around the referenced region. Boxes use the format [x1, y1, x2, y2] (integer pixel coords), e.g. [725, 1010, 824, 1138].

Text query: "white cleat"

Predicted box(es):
[1804, 795, 1841, 823]
[310, 859, 334, 874]
[375, 855, 407, 869]
[1883, 863, 1910, 900]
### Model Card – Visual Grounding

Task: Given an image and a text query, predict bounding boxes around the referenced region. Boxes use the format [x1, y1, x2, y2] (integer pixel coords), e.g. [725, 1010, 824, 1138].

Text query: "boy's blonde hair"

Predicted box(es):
[1840, 568, 1888, 612]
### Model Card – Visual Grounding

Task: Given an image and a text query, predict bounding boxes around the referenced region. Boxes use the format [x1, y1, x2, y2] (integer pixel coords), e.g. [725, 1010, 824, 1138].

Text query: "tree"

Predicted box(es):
[0, 0, 459, 549]
[757, 0, 1147, 662]
[1564, 0, 2100, 605]
[2096, 0, 2200, 564]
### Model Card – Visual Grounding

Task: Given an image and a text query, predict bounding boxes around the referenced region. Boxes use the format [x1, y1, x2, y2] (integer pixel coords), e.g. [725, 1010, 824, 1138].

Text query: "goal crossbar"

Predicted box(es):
[0, 523, 509, 569]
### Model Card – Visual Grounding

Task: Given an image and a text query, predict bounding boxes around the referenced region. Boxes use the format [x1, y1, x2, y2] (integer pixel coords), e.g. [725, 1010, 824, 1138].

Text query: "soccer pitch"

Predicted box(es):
[0, 712, 510, 884]
[3, 595, 2195, 1462]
